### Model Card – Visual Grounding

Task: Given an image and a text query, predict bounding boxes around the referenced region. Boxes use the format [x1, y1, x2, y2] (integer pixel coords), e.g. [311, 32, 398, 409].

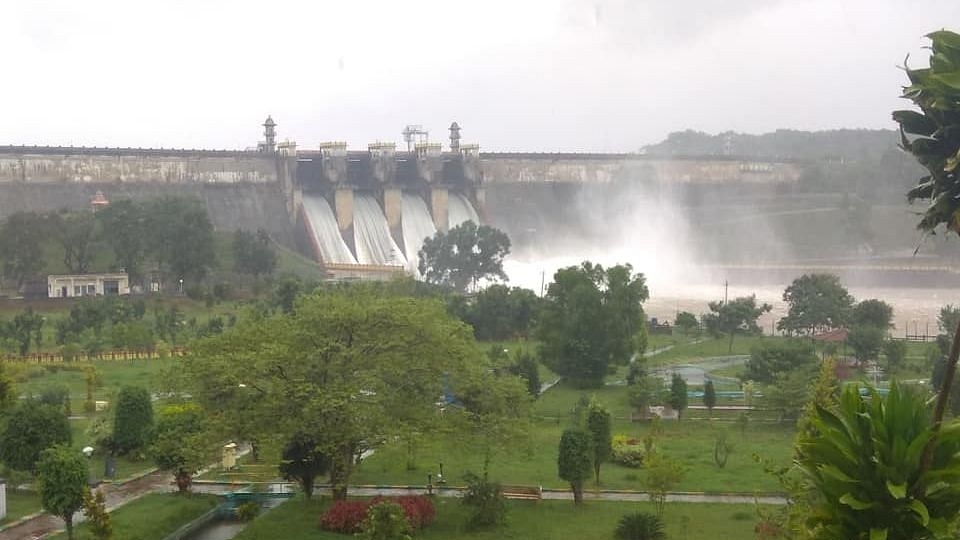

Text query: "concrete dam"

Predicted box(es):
[0, 118, 823, 280]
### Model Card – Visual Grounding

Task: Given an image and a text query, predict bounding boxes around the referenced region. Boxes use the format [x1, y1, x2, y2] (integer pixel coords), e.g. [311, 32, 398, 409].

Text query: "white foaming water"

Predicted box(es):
[448, 194, 479, 228]
[353, 195, 407, 266]
[301, 195, 357, 265]
[401, 193, 437, 273]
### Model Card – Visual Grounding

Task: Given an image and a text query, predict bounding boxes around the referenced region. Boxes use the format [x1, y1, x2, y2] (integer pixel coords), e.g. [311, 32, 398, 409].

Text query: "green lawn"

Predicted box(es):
[235, 496, 769, 540]
[49, 493, 218, 540]
[649, 336, 774, 366]
[0, 489, 42, 525]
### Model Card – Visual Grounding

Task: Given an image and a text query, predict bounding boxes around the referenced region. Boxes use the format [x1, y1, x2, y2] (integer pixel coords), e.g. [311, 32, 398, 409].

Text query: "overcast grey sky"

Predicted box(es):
[2, 0, 958, 151]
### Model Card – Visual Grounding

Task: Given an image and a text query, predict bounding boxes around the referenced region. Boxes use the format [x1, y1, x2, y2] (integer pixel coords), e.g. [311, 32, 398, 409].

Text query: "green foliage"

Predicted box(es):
[143, 196, 216, 282]
[847, 325, 886, 365]
[113, 386, 154, 455]
[95, 200, 146, 279]
[585, 397, 612, 484]
[643, 453, 684, 517]
[360, 501, 412, 540]
[557, 427, 593, 504]
[461, 472, 507, 530]
[278, 431, 329, 500]
[798, 382, 960, 540]
[0, 211, 50, 288]
[233, 229, 277, 277]
[628, 370, 664, 419]
[852, 299, 894, 329]
[713, 431, 733, 469]
[418, 221, 511, 292]
[51, 210, 97, 274]
[0, 400, 71, 472]
[611, 435, 645, 468]
[615, 511, 667, 540]
[148, 403, 212, 492]
[884, 339, 908, 372]
[763, 366, 819, 423]
[236, 501, 261, 522]
[182, 283, 500, 499]
[537, 262, 648, 387]
[895, 30, 960, 235]
[0, 362, 16, 414]
[461, 284, 540, 340]
[37, 445, 88, 540]
[509, 348, 541, 397]
[82, 486, 114, 540]
[668, 373, 688, 418]
[674, 311, 699, 334]
[744, 339, 817, 384]
[702, 295, 771, 353]
[939, 304, 960, 336]
[37, 384, 71, 416]
[11, 307, 45, 356]
[777, 274, 854, 335]
[703, 380, 717, 412]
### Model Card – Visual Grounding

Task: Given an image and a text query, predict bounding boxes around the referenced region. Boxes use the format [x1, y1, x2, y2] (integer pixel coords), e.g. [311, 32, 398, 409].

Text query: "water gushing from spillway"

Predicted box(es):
[353, 195, 407, 266]
[448, 193, 479, 228]
[401, 194, 437, 273]
[301, 195, 357, 264]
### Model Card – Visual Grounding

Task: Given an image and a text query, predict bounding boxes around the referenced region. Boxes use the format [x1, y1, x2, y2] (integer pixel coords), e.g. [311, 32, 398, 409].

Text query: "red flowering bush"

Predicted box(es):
[320, 500, 369, 533]
[319, 496, 436, 534]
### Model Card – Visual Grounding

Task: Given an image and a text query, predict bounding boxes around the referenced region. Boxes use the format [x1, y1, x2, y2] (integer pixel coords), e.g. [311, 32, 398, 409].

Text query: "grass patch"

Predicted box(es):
[0, 489, 42, 525]
[49, 492, 218, 540]
[235, 496, 770, 540]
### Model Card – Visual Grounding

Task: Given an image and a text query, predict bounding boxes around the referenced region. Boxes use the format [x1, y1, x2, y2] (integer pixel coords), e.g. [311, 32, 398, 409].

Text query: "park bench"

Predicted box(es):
[501, 484, 542, 501]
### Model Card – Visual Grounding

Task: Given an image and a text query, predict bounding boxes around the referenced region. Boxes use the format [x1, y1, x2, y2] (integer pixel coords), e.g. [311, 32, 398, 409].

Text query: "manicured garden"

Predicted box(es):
[234, 496, 769, 540]
[48, 493, 218, 540]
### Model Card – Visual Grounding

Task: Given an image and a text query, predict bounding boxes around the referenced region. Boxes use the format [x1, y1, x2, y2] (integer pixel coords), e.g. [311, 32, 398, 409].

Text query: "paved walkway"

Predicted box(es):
[0, 470, 173, 540]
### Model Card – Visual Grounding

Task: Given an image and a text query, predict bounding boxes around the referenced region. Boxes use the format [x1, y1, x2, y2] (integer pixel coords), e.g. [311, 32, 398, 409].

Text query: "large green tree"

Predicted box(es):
[144, 197, 216, 283]
[37, 445, 88, 540]
[777, 274, 854, 335]
[148, 403, 214, 492]
[851, 299, 894, 330]
[233, 229, 277, 278]
[0, 211, 49, 288]
[462, 284, 540, 341]
[0, 400, 71, 472]
[743, 339, 818, 384]
[278, 431, 328, 500]
[418, 221, 510, 292]
[537, 262, 648, 387]
[51, 210, 98, 274]
[95, 200, 146, 279]
[702, 295, 772, 353]
[113, 386, 154, 456]
[180, 284, 496, 499]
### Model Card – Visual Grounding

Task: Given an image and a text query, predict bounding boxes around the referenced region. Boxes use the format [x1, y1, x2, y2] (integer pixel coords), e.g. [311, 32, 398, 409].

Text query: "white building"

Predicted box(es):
[48, 273, 130, 298]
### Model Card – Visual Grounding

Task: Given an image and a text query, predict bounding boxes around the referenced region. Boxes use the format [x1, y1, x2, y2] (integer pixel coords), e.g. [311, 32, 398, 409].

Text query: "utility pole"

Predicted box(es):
[724, 280, 728, 305]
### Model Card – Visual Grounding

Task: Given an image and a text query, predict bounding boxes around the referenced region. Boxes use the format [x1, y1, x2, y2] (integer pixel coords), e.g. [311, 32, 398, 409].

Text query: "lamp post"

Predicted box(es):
[178, 278, 184, 294]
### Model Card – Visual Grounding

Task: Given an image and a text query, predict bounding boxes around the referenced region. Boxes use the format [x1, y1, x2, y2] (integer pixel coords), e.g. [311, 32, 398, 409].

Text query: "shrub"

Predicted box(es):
[236, 501, 260, 522]
[378, 496, 435, 530]
[461, 472, 507, 530]
[612, 435, 645, 468]
[320, 500, 369, 533]
[113, 386, 154, 455]
[359, 501, 412, 540]
[615, 511, 666, 540]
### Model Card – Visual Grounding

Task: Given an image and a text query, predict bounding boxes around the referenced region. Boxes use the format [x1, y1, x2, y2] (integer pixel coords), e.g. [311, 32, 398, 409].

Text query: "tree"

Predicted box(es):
[144, 197, 216, 283]
[939, 304, 960, 337]
[113, 386, 154, 456]
[278, 431, 329, 500]
[884, 339, 908, 372]
[703, 379, 717, 414]
[0, 211, 49, 288]
[643, 453, 684, 517]
[777, 274, 854, 335]
[418, 221, 511, 292]
[37, 445, 88, 540]
[798, 383, 960, 540]
[180, 284, 497, 500]
[95, 200, 146, 279]
[585, 397, 612, 485]
[537, 262, 648, 387]
[763, 366, 817, 423]
[0, 362, 16, 415]
[148, 403, 213, 492]
[51, 210, 97, 274]
[0, 400, 71, 472]
[557, 427, 593, 504]
[847, 325, 885, 367]
[12, 307, 44, 356]
[667, 373, 688, 419]
[702, 295, 771, 353]
[743, 339, 818, 384]
[895, 30, 960, 237]
[674, 311, 699, 335]
[511, 349, 541, 397]
[851, 298, 894, 329]
[462, 285, 540, 341]
[233, 229, 277, 277]
[82, 486, 113, 540]
[628, 372, 663, 420]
